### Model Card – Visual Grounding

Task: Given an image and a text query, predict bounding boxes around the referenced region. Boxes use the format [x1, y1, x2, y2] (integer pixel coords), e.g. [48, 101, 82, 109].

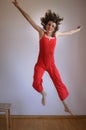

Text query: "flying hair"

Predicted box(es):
[40, 10, 63, 35]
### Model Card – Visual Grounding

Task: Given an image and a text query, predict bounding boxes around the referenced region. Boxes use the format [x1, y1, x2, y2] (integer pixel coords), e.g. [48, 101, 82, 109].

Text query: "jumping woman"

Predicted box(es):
[12, 0, 81, 115]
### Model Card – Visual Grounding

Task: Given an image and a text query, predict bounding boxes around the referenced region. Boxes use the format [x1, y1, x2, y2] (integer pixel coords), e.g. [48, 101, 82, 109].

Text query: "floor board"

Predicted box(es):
[0, 116, 86, 130]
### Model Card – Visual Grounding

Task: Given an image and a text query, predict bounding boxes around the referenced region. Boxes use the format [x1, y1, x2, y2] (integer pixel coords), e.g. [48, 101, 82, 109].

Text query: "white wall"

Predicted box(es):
[0, 0, 86, 115]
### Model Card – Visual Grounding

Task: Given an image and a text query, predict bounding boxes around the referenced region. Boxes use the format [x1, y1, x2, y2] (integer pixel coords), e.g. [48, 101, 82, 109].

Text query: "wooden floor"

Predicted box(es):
[0, 116, 86, 130]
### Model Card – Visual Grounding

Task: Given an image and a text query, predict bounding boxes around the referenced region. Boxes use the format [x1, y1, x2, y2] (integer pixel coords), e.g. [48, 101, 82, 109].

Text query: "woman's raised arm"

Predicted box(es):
[12, 0, 43, 35]
[57, 26, 82, 36]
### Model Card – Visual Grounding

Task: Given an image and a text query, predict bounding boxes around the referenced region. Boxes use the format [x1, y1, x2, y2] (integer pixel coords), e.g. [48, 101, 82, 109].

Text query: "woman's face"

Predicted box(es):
[45, 21, 56, 35]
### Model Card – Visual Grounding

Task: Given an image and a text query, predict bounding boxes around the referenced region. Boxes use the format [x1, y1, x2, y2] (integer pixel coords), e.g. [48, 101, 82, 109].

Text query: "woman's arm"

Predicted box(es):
[12, 0, 44, 35]
[57, 26, 81, 36]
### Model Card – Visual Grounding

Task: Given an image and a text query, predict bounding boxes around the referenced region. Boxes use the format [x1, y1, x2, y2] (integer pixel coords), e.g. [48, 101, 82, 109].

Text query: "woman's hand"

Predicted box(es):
[77, 26, 82, 31]
[12, 0, 18, 7]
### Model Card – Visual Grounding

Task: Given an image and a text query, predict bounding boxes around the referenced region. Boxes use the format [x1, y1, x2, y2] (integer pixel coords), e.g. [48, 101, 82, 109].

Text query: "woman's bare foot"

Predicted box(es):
[62, 101, 73, 115]
[41, 91, 47, 106]
[64, 106, 73, 115]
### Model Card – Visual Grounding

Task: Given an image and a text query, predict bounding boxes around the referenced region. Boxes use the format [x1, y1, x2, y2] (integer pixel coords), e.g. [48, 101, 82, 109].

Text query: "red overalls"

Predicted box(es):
[32, 34, 69, 101]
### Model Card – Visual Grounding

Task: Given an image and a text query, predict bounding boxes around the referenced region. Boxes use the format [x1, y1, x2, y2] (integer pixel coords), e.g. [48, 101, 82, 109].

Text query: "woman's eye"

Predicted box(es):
[48, 24, 51, 26]
[52, 25, 55, 28]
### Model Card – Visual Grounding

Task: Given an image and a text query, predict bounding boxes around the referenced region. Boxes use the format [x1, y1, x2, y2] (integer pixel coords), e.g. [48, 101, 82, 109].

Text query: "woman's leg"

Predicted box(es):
[32, 64, 46, 105]
[48, 63, 73, 114]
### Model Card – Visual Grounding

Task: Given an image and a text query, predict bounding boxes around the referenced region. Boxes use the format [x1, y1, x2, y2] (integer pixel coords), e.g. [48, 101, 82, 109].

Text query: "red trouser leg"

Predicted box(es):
[48, 63, 69, 101]
[32, 64, 45, 92]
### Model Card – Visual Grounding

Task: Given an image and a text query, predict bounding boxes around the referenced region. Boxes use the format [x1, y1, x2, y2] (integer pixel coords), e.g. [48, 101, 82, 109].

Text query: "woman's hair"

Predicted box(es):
[40, 10, 63, 36]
